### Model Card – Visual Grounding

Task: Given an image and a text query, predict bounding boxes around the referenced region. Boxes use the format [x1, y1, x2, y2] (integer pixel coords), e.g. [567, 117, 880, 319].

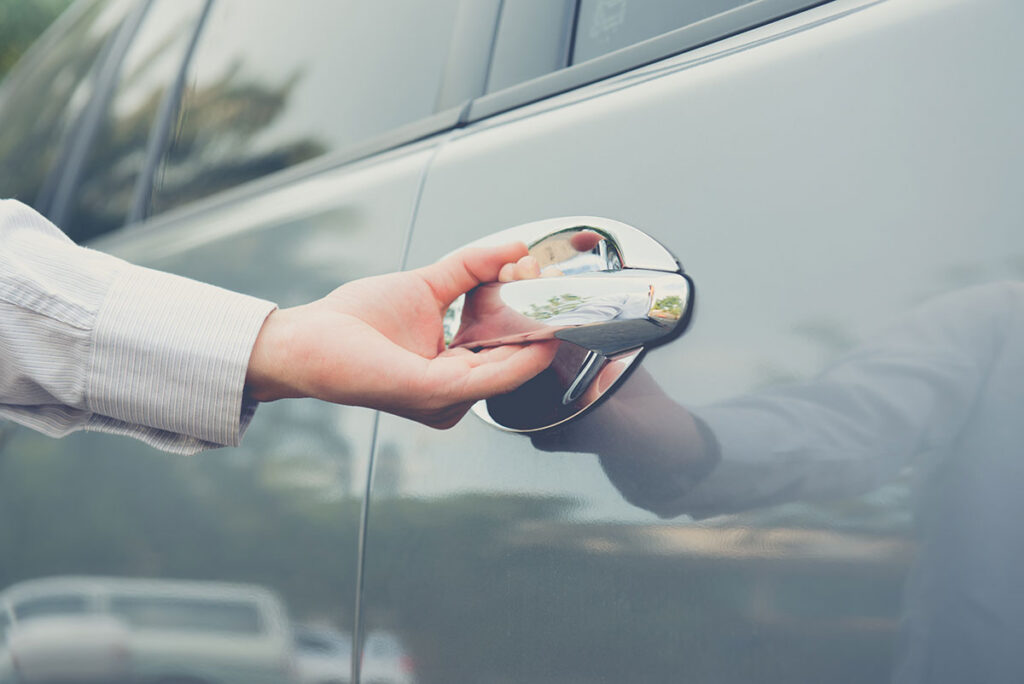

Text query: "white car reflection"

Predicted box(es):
[292, 625, 415, 684]
[293, 624, 351, 684]
[361, 631, 415, 684]
[0, 576, 296, 684]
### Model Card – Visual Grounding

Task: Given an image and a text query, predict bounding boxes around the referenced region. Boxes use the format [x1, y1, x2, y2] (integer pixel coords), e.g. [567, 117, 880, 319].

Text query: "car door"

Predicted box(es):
[0, 1, 488, 682]
[358, 0, 1024, 682]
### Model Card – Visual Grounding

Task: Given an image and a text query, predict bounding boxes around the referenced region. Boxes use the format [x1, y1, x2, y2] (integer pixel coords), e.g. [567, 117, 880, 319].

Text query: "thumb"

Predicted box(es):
[416, 242, 530, 307]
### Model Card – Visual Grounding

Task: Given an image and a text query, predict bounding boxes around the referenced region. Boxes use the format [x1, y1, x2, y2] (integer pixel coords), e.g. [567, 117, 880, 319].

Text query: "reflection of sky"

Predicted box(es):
[188, 0, 460, 157]
[111, 2, 204, 117]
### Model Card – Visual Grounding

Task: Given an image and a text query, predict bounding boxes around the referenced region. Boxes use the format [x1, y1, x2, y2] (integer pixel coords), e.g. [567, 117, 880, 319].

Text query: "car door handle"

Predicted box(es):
[444, 217, 693, 432]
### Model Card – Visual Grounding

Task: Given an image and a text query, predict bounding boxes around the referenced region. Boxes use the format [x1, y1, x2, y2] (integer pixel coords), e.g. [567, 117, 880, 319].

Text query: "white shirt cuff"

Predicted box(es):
[88, 264, 277, 450]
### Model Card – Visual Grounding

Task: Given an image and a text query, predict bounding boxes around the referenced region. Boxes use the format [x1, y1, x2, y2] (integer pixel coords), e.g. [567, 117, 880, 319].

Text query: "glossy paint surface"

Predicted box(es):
[2, 0, 1022, 682]
[1, 143, 434, 683]
[360, 1, 1024, 682]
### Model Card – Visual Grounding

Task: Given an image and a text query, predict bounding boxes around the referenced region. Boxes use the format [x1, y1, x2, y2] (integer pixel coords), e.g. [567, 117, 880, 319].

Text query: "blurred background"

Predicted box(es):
[0, 0, 72, 79]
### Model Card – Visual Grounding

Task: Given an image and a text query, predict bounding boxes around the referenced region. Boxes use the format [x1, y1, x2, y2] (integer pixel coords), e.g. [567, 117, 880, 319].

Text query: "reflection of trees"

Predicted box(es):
[528, 293, 584, 320]
[0, 0, 72, 78]
[0, 0, 106, 205]
[0, 422, 358, 624]
[363, 493, 909, 684]
[651, 294, 683, 319]
[70, 59, 326, 241]
[151, 63, 326, 214]
[69, 25, 180, 241]
[0, 420, 911, 683]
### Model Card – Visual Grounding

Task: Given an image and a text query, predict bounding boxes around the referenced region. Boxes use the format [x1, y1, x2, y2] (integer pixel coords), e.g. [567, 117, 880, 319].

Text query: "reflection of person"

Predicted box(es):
[0, 200, 554, 454]
[537, 280, 1024, 684]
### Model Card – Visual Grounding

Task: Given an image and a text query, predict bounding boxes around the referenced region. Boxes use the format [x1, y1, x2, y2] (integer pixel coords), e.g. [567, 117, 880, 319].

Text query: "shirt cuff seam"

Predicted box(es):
[87, 264, 277, 446]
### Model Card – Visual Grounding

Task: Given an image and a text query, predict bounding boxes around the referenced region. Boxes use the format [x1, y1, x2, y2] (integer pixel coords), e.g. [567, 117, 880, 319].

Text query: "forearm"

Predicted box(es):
[0, 200, 276, 454]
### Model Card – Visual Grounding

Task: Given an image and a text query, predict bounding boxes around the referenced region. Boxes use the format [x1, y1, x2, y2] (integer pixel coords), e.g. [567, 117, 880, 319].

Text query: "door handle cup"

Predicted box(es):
[442, 217, 693, 432]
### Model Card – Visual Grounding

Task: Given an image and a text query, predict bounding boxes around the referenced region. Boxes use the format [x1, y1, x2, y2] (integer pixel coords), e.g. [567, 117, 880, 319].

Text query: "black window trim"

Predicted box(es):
[45, 0, 154, 231]
[469, 0, 836, 124]
[97, 104, 467, 245]
[127, 0, 214, 225]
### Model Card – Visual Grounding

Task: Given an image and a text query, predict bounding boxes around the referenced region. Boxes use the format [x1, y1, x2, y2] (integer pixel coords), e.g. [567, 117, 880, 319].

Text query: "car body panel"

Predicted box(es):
[359, 0, 1024, 682]
[2, 0, 1023, 682]
[3, 130, 443, 684]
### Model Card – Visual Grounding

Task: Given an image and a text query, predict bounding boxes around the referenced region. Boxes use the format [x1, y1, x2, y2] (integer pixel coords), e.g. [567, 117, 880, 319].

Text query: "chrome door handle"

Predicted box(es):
[444, 217, 693, 431]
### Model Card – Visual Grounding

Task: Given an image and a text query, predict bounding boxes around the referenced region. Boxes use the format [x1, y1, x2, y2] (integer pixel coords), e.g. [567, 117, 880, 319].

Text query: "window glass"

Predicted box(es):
[149, 0, 460, 216]
[573, 0, 753, 64]
[109, 595, 262, 634]
[62, 0, 205, 242]
[13, 594, 90, 622]
[0, 610, 9, 642]
[0, 0, 137, 209]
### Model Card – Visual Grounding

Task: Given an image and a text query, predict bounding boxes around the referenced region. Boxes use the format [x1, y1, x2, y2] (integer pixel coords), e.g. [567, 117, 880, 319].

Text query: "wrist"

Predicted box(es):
[245, 308, 301, 402]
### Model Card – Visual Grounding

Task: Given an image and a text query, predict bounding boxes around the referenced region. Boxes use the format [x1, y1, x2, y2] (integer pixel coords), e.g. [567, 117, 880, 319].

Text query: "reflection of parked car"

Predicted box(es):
[293, 625, 352, 684]
[361, 631, 415, 684]
[0, 577, 296, 684]
[2, 0, 1022, 682]
[292, 626, 415, 684]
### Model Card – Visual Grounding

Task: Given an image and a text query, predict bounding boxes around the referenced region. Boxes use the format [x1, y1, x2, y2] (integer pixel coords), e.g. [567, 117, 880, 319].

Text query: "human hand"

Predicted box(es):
[245, 243, 557, 428]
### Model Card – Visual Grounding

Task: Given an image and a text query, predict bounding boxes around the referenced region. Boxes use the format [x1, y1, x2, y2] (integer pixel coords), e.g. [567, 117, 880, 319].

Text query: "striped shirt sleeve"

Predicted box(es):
[0, 199, 277, 455]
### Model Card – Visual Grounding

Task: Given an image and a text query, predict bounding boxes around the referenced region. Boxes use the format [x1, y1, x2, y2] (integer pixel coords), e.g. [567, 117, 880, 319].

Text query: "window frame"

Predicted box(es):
[471, 0, 834, 123]
[44, 0, 155, 231]
[126, 0, 501, 228]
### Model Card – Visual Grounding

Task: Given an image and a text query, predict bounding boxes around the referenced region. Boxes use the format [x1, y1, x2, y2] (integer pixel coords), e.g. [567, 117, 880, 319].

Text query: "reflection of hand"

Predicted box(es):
[493, 230, 717, 515]
[451, 255, 547, 348]
[532, 367, 719, 517]
[245, 243, 556, 428]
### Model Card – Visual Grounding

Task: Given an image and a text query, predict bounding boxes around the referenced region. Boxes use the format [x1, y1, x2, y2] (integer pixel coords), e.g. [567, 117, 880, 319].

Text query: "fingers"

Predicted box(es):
[397, 342, 556, 429]
[570, 230, 603, 252]
[417, 242, 530, 305]
[452, 341, 558, 401]
[498, 255, 540, 282]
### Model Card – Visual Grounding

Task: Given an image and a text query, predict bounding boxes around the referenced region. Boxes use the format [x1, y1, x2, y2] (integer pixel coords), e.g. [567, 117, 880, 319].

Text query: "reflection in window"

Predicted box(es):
[109, 595, 262, 634]
[0, 0, 136, 209]
[573, 0, 753, 64]
[149, 0, 461, 215]
[63, 0, 205, 242]
[13, 594, 89, 622]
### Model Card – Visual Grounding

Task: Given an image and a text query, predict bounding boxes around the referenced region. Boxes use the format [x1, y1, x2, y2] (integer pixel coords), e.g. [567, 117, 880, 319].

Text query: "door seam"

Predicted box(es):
[350, 127, 459, 684]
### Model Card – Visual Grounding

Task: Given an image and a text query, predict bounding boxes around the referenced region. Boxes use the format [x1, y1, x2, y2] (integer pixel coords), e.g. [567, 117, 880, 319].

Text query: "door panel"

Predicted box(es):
[360, 1, 1024, 682]
[0, 143, 434, 683]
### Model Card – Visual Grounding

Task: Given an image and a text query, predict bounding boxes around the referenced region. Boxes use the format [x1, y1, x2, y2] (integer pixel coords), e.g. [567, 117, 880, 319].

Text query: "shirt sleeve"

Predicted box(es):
[0, 199, 278, 455]
[659, 282, 1018, 519]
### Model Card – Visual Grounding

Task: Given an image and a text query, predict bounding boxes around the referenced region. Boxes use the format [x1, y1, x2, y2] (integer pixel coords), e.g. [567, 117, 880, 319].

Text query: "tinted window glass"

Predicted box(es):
[573, 0, 751, 63]
[61, 0, 205, 242]
[0, 0, 137, 208]
[109, 595, 262, 634]
[13, 594, 89, 622]
[149, 0, 460, 215]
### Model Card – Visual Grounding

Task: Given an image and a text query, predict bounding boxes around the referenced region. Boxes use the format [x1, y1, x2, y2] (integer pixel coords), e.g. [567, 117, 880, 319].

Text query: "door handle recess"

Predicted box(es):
[444, 217, 693, 432]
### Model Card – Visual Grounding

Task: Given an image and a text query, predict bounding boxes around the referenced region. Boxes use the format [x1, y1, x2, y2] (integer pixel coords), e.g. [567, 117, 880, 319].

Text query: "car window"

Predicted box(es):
[485, 0, 576, 93]
[13, 594, 90, 622]
[0, 0, 138, 210]
[109, 595, 263, 634]
[0, 610, 9, 642]
[59, 0, 206, 243]
[572, 0, 752, 63]
[147, 0, 461, 217]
